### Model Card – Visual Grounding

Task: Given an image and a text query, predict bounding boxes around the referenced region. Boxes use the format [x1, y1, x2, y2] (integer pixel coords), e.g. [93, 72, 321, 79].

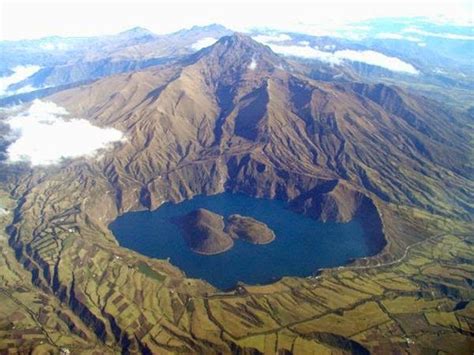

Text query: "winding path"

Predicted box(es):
[334, 232, 448, 272]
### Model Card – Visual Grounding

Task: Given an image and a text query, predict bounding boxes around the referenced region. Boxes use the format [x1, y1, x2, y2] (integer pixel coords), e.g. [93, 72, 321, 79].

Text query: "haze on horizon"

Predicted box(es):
[1, 0, 472, 41]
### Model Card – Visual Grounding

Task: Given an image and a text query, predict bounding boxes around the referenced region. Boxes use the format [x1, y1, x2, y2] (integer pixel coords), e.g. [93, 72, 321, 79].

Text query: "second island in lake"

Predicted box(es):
[176, 208, 276, 255]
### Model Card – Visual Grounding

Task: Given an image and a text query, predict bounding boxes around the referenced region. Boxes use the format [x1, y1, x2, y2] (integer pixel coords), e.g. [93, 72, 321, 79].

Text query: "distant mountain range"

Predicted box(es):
[1, 20, 473, 109]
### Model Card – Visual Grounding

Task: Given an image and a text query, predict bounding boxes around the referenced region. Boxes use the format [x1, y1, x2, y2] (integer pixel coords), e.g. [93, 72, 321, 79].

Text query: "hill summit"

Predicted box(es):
[189, 33, 289, 75]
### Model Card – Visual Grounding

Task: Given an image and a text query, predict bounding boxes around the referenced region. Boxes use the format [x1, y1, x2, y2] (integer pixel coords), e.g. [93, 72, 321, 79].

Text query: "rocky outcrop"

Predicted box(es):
[178, 209, 234, 255]
[225, 214, 275, 244]
[177, 208, 275, 254]
[289, 180, 367, 222]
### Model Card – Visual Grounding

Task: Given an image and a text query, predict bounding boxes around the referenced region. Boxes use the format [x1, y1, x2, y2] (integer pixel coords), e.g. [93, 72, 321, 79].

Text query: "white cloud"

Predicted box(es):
[298, 40, 310, 46]
[190, 37, 218, 50]
[8, 84, 50, 96]
[0, 65, 41, 96]
[252, 33, 292, 43]
[403, 27, 474, 40]
[7, 83, 52, 97]
[323, 44, 336, 50]
[375, 32, 422, 42]
[39, 41, 71, 51]
[267, 43, 419, 74]
[11, 85, 36, 94]
[248, 57, 257, 70]
[266, 44, 341, 63]
[286, 23, 367, 40]
[335, 50, 419, 74]
[6, 100, 124, 166]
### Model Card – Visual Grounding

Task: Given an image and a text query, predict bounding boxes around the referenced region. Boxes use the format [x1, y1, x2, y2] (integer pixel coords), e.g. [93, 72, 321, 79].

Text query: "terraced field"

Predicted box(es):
[1, 187, 473, 353]
[0, 191, 114, 354]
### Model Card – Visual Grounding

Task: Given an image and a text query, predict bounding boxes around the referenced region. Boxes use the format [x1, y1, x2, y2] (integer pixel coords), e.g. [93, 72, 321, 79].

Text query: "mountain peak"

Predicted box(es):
[189, 24, 229, 32]
[190, 32, 288, 73]
[217, 32, 266, 49]
[172, 24, 232, 38]
[118, 26, 155, 38]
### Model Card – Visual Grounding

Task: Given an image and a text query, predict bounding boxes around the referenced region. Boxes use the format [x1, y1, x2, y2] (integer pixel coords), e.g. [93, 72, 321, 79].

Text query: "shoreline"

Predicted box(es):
[190, 239, 235, 255]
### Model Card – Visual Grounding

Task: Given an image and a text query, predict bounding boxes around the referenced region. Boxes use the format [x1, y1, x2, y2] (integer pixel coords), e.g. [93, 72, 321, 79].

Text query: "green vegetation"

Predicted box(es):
[137, 261, 166, 282]
[0, 190, 114, 354]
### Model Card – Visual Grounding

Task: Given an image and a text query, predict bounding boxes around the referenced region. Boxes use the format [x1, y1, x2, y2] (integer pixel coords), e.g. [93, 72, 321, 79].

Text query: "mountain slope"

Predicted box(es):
[45, 34, 472, 218]
[3, 33, 473, 353]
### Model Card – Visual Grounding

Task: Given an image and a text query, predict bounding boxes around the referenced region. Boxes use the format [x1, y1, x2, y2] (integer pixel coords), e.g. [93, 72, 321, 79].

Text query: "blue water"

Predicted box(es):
[110, 193, 380, 289]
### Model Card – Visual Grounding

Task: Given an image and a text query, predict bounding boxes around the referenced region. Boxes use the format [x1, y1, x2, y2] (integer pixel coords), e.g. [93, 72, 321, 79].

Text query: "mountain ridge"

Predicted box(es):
[38, 33, 471, 220]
